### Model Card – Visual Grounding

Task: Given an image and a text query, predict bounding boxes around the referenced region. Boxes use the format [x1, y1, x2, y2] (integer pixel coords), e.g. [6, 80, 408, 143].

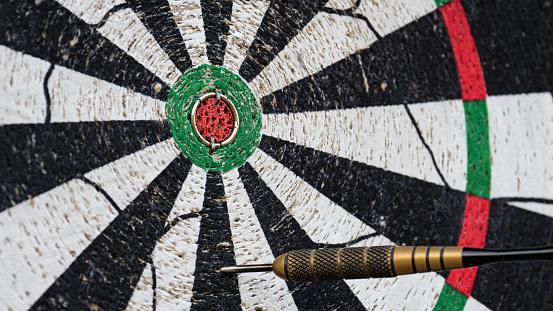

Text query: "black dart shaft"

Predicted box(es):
[462, 246, 553, 267]
[221, 245, 553, 282]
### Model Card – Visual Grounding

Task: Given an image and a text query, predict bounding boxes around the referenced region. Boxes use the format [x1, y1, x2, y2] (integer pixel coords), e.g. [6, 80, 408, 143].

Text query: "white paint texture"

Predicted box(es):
[49, 65, 165, 122]
[487, 93, 553, 200]
[166, 165, 207, 224]
[223, 170, 298, 311]
[324, 0, 358, 10]
[325, 0, 436, 34]
[85, 139, 182, 210]
[55, 0, 125, 25]
[510, 202, 553, 219]
[126, 263, 154, 311]
[345, 238, 445, 311]
[356, 0, 437, 37]
[0, 46, 50, 125]
[150, 217, 201, 310]
[127, 173, 203, 311]
[262, 105, 445, 187]
[248, 148, 375, 244]
[250, 12, 377, 98]
[168, 0, 209, 67]
[223, 0, 270, 74]
[0, 179, 119, 311]
[97, 8, 181, 85]
[347, 273, 445, 310]
[408, 100, 468, 191]
[465, 295, 492, 311]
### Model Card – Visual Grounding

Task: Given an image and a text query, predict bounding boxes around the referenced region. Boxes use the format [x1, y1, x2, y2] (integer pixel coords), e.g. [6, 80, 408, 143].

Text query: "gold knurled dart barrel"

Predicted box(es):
[221, 245, 553, 282]
[271, 246, 463, 281]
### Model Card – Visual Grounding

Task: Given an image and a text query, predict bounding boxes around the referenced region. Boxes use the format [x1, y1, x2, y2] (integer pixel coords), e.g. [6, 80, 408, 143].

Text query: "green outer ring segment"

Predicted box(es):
[166, 64, 262, 172]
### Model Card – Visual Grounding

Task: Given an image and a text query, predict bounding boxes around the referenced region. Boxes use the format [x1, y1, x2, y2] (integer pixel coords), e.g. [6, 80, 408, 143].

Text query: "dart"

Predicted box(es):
[221, 245, 553, 282]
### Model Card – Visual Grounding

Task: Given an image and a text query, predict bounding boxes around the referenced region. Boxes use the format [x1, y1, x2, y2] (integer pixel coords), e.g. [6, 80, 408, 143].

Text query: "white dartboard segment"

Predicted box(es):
[151, 217, 201, 310]
[127, 263, 155, 311]
[347, 273, 446, 311]
[323, 0, 357, 10]
[97, 8, 182, 85]
[248, 148, 375, 244]
[167, 0, 209, 67]
[223, 169, 298, 311]
[127, 171, 205, 311]
[0, 179, 119, 311]
[465, 295, 492, 311]
[509, 202, 553, 219]
[355, 0, 437, 37]
[407, 99, 468, 191]
[488, 92, 553, 201]
[84, 139, 182, 210]
[262, 105, 447, 188]
[166, 165, 207, 224]
[0, 46, 50, 125]
[49, 65, 166, 123]
[250, 11, 377, 99]
[223, 0, 271, 74]
[324, 0, 437, 36]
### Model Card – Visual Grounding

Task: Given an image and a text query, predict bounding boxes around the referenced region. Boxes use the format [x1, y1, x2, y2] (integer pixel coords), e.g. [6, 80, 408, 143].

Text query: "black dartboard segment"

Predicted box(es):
[200, 0, 233, 66]
[462, 0, 553, 96]
[190, 172, 241, 311]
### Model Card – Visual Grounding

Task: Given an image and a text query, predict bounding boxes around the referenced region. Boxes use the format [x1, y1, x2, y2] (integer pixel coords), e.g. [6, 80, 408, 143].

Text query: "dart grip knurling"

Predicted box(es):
[272, 246, 465, 282]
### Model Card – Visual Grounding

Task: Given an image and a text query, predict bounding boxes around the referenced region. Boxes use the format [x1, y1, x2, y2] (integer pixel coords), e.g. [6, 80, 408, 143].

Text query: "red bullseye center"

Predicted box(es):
[194, 97, 235, 143]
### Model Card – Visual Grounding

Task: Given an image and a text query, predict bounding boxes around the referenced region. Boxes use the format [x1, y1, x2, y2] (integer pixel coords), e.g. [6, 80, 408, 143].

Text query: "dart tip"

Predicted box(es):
[221, 264, 273, 274]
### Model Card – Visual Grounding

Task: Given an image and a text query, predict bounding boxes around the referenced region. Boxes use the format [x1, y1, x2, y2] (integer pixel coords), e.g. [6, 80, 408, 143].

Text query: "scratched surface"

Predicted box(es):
[1, 0, 553, 310]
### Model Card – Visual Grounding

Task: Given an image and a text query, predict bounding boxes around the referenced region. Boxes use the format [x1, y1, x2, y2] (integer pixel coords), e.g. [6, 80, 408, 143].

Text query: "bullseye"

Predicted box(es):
[190, 92, 239, 149]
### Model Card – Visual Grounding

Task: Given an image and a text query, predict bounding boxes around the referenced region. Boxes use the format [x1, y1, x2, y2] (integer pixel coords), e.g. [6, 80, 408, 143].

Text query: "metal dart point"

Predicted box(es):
[220, 264, 273, 274]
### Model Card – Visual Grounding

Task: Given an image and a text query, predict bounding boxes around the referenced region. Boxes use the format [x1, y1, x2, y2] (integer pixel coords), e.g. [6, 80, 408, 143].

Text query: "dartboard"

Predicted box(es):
[1, 0, 552, 310]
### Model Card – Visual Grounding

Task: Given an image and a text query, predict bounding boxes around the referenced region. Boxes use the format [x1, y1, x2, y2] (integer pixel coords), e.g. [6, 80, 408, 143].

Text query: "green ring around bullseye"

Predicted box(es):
[166, 64, 262, 172]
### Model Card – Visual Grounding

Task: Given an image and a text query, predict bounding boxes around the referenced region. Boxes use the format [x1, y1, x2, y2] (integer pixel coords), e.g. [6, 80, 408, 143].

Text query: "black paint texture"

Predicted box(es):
[191, 172, 241, 310]
[31, 155, 192, 310]
[471, 200, 553, 311]
[127, 0, 193, 73]
[201, 0, 233, 66]
[258, 135, 466, 247]
[260, 11, 461, 114]
[239, 0, 330, 82]
[0, 0, 170, 100]
[239, 163, 367, 310]
[0, 121, 172, 211]
[462, 0, 553, 95]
